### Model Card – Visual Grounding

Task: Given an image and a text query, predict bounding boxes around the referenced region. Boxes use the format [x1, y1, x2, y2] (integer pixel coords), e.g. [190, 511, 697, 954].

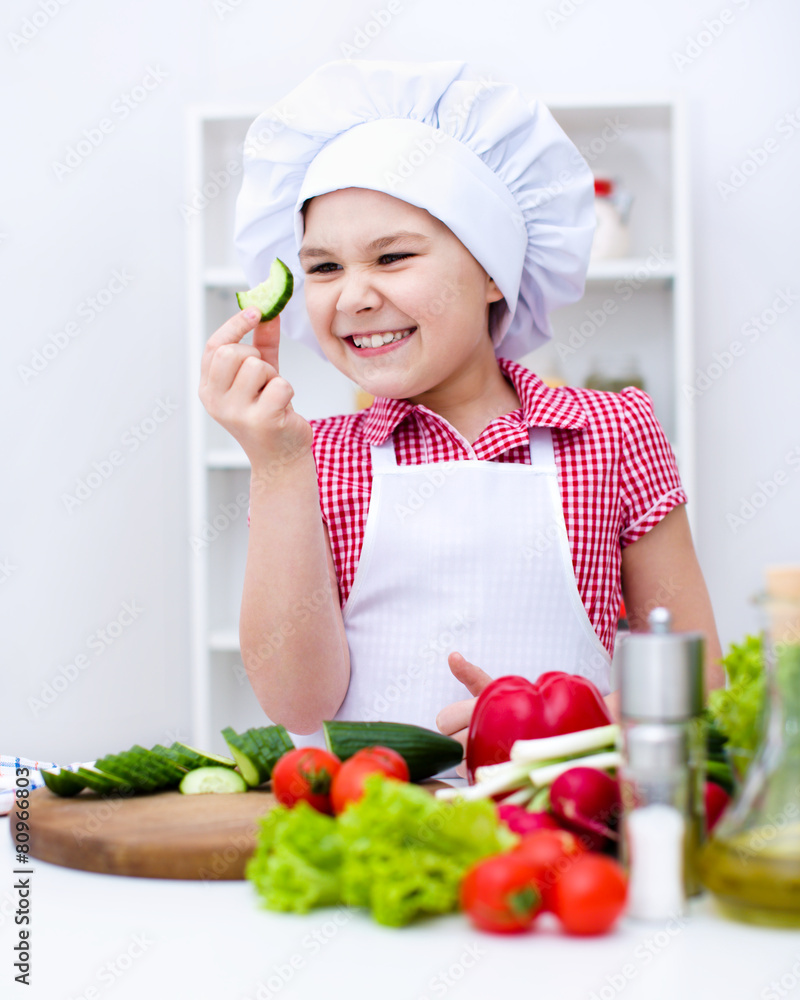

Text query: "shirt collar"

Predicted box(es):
[361, 357, 588, 445]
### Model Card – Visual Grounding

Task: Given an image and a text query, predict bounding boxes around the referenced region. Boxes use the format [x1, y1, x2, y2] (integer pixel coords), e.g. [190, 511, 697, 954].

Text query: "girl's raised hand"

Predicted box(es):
[198, 308, 313, 473]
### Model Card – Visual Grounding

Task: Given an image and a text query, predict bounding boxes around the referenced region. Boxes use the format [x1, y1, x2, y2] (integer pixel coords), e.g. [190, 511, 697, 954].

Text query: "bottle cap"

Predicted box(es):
[619, 608, 705, 720]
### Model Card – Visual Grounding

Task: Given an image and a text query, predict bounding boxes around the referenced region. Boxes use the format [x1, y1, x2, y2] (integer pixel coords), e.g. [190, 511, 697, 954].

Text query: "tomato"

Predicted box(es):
[330, 746, 410, 814]
[552, 853, 628, 936]
[271, 748, 341, 814]
[460, 853, 542, 934]
[350, 746, 410, 781]
[511, 828, 586, 912]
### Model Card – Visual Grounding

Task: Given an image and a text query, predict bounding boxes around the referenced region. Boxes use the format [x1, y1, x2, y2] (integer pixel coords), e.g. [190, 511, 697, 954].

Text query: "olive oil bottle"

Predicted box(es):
[699, 567, 800, 926]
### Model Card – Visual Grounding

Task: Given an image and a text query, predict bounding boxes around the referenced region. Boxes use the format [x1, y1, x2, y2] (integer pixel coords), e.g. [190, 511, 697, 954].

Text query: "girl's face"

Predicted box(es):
[299, 187, 504, 404]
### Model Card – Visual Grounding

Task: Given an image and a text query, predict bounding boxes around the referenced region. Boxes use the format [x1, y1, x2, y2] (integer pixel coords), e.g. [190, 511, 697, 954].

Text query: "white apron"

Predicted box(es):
[291, 427, 611, 750]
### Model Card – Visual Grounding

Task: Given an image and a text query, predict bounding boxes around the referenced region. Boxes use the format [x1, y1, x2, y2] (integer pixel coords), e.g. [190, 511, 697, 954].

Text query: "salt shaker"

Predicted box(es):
[619, 608, 706, 919]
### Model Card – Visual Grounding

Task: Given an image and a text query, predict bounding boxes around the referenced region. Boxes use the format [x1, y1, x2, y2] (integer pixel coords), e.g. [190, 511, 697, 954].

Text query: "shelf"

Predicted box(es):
[209, 630, 240, 652]
[205, 266, 246, 288]
[207, 449, 250, 470]
[586, 258, 675, 284]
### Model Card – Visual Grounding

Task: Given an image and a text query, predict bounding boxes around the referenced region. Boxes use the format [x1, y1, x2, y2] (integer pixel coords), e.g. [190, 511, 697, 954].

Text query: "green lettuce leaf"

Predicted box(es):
[246, 801, 343, 913]
[708, 634, 765, 755]
[337, 775, 516, 927]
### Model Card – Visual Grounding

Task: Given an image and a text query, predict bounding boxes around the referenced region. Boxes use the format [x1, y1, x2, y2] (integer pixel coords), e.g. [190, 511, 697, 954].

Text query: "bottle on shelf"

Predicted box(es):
[590, 177, 632, 262]
[583, 354, 645, 394]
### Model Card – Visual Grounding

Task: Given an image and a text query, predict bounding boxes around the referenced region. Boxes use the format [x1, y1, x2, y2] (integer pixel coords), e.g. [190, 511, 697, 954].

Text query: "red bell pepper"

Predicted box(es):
[466, 672, 612, 784]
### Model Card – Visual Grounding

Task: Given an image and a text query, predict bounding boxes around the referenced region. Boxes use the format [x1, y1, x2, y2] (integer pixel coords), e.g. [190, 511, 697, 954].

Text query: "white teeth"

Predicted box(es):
[352, 329, 414, 349]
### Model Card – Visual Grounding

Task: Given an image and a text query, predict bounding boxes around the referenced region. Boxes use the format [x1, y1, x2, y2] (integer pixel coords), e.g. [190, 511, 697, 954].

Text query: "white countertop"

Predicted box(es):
[2, 815, 799, 1000]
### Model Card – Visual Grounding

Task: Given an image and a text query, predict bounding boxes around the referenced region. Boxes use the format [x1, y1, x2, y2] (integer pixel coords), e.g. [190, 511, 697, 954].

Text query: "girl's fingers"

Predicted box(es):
[200, 309, 261, 385]
[252, 315, 281, 371]
[436, 695, 476, 737]
[447, 651, 493, 698]
[205, 344, 264, 397]
[231, 354, 272, 399]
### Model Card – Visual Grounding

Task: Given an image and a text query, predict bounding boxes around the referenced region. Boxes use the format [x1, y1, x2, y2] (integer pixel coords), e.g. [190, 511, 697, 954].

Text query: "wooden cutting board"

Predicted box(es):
[15, 781, 449, 881]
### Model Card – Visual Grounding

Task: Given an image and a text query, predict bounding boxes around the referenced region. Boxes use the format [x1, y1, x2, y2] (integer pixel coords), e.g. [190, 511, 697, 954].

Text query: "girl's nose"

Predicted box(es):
[335, 268, 383, 315]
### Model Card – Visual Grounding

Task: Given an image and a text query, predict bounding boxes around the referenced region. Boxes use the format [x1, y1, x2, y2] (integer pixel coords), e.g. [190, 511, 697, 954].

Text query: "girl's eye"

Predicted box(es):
[379, 253, 414, 264]
[308, 262, 341, 274]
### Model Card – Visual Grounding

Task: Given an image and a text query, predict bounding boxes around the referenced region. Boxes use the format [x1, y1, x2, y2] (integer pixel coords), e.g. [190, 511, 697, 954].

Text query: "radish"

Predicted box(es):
[549, 767, 621, 852]
[497, 804, 562, 837]
[705, 781, 731, 833]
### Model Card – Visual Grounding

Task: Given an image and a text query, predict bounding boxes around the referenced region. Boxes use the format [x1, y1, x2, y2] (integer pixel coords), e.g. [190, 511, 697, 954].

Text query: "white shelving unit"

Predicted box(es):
[186, 97, 693, 751]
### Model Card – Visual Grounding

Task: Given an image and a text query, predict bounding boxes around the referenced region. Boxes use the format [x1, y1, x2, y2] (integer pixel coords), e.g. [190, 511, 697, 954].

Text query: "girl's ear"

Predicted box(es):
[486, 277, 505, 304]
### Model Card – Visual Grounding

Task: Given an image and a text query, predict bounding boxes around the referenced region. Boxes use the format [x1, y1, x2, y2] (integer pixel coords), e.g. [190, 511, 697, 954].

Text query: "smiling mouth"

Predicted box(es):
[349, 328, 416, 349]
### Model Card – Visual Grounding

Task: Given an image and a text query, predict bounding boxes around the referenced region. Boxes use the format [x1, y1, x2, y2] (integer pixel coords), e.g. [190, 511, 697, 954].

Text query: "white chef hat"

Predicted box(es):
[234, 59, 595, 361]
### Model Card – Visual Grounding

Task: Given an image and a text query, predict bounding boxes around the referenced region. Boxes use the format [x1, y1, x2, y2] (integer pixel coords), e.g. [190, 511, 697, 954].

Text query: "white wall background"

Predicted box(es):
[2, 0, 798, 761]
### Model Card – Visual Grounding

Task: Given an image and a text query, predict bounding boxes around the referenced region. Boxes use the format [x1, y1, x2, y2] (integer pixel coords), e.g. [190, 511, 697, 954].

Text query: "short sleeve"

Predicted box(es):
[618, 387, 687, 548]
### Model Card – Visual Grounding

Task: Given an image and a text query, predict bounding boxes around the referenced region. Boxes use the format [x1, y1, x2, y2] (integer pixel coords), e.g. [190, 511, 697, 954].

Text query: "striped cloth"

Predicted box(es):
[0, 756, 88, 815]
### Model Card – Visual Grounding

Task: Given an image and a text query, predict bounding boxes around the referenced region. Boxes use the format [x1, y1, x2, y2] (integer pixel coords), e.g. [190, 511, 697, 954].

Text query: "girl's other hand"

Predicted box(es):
[198, 309, 313, 472]
[436, 651, 493, 777]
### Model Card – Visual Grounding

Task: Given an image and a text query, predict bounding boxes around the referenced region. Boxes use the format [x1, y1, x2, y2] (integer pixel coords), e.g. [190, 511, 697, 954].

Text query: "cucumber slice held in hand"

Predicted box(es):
[236, 258, 294, 322]
[180, 766, 248, 795]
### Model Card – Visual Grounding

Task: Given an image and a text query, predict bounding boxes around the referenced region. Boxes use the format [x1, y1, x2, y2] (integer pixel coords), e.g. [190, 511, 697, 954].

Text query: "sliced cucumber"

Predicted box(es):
[95, 751, 161, 792]
[41, 768, 85, 797]
[180, 766, 247, 795]
[222, 725, 294, 787]
[323, 720, 463, 782]
[236, 258, 294, 321]
[148, 744, 191, 774]
[171, 743, 236, 769]
[74, 766, 131, 795]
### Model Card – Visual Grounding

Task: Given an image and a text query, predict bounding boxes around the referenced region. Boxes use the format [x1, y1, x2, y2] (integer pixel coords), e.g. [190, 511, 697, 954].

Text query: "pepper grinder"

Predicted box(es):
[619, 608, 706, 919]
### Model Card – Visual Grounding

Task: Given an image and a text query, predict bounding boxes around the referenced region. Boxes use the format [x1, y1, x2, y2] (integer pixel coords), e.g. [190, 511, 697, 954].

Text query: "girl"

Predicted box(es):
[199, 60, 722, 764]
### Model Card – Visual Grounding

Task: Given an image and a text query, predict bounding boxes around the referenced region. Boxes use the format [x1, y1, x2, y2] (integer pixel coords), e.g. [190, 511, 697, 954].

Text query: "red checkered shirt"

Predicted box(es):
[308, 358, 686, 657]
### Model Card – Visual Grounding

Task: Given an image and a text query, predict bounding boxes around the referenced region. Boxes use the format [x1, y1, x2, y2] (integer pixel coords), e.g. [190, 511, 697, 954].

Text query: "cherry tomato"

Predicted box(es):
[552, 853, 628, 936]
[271, 748, 341, 814]
[511, 828, 586, 912]
[460, 853, 542, 934]
[330, 746, 410, 814]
